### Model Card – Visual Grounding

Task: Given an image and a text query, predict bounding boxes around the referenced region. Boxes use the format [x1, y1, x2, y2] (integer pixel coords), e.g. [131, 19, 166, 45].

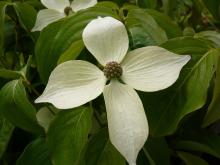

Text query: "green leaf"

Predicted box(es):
[177, 151, 209, 165]
[195, 31, 220, 48]
[142, 148, 156, 165]
[175, 141, 219, 158]
[84, 129, 125, 165]
[0, 2, 8, 26]
[0, 1, 10, 57]
[0, 69, 23, 79]
[25, 0, 43, 9]
[140, 37, 217, 136]
[57, 40, 84, 64]
[110, 0, 127, 6]
[202, 57, 220, 127]
[36, 107, 57, 132]
[0, 56, 32, 80]
[145, 9, 182, 38]
[201, 0, 220, 21]
[161, 37, 211, 54]
[35, 6, 118, 83]
[13, 2, 37, 31]
[96, 1, 119, 10]
[144, 137, 171, 165]
[16, 138, 52, 165]
[125, 9, 167, 49]
[173, 130, 220, 159]
[0, 116, 14, 159]
[2, 20, 15, 53]
[137, 0, 157, 9]
[0, 80, 43, 134]
[161, 0, 177, 16]
[47, 106, 93, 165]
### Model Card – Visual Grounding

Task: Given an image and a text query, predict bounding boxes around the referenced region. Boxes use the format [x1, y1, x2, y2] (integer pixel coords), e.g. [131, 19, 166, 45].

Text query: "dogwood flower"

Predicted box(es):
[35, 17, 190, 165]
[32, 0, 97, 31]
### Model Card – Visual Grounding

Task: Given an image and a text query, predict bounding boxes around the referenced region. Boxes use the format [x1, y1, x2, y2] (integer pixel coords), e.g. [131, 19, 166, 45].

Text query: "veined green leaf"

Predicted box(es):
[13, 2, 37, 31]
[0, 80, 43, 134]
[16, 138, 52, 165]
[142, 148, 156, 165]
[84, 129, 125, 165]
[35, 6, 118, 83]
[47, 106, 93, 165]
[125, 9, 167, 49]
[161, 0, 176, 17]
[177, 151, 209, 165]
[173, 132, 220, 159]
[0, 116, 14, 159]
[144, 137, 171, 165]
[203, 57, 220, 127]
[140, 37, 217, 136]
[36, 106, 58, 132]
[57, 40, 84, 64]
[0, 68, 23, 79]
[137, 0, 157, 9]
[12, 2, 37, 41]
[195, 31, 220, 48]
[161, 37, 211, 54]
[96, 1, 119, 10]
[0, 1, 10, 57]
[145, 9, 182, 38]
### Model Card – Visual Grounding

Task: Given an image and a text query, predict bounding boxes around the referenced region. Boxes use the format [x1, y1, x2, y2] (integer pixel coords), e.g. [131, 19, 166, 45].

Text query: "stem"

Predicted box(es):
[143, 148, 156, 165]
[46, 106, 56, 115]
[25, 80, 41, 96]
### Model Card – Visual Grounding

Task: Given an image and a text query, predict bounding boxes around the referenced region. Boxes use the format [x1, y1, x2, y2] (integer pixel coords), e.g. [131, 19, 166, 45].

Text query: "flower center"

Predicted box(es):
[103, 61, 123, 79]
[64, 7, 73, 16]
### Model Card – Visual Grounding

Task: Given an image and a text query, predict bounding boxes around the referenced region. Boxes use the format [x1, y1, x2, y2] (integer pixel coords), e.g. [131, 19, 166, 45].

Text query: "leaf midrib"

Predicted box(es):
[153, 50, 214, 135]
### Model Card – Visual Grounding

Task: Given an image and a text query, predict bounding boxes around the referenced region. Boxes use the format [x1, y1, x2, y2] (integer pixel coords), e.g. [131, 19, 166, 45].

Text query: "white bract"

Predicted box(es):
[32, 0, 97, 31]
[35, 17, 190, 165]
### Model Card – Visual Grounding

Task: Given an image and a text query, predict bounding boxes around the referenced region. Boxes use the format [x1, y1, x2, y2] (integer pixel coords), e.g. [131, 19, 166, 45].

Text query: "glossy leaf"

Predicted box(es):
[0, 116, 14, 159]
[141, 149, 156, 165]
[194, 31, 220, 48]
[84, 129, 125, 165]
[0, 69, 23, 79]
[140, 37, 217, 136]
[0, 1, 9, 57]
[137, 0, 157, 9]
[161, 0, 176, 16]
[47, 106, 93, 165]
[57, 40, 84, 64]
[203, 57, 220, 127]
[145, 9, 182, 38]
[144, 137, 171, 165]
[36, 107, 57, 132]
[0, 80, 43, 134]
[35, 6, 118, 83]
[125, 9, 167, 49]
[96, 1, 119, 9]
[177, 151, 209, 165]
[16, 138, 52, 165]
[13, 2, 37, 31]
[173, 130, 220, 159]
[161, 37, 211, 54]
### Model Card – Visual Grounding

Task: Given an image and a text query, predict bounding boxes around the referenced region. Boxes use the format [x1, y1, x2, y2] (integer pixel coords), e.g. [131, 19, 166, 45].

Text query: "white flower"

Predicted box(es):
[35, 17, 190, 165]
[32, 0, 97, 31]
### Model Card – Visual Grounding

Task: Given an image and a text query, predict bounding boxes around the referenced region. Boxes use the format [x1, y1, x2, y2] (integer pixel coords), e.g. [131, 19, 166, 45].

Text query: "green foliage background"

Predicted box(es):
[0, 0, 220, 164]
